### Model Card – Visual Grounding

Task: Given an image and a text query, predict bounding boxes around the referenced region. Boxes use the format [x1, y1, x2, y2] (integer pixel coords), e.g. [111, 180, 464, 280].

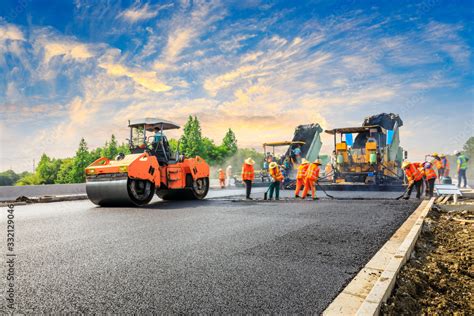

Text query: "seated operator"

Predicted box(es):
[152, 127, 164, 151]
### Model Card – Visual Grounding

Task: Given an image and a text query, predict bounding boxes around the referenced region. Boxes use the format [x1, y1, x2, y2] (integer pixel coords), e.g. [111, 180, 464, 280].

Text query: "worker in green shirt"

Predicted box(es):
[455, 150, 468, 188]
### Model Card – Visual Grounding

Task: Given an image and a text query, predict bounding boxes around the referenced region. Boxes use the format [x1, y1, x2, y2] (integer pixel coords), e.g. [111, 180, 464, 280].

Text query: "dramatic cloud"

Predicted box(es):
[119, 2, 173, 22]
[0, 1, 472, 171]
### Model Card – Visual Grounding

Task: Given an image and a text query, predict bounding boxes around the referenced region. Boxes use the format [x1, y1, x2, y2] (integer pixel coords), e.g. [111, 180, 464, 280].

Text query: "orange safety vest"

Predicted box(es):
[296, 164, 309, 180]
[432, 158, 443, 170]
[241, 164, 255, 181]
[424, 167, 437, 180]
[218, 170, 226, 180]
[405, 163, 423, 182]
[305, 163, 320, 181]
[269, 166, 284, 182]
[442, 158, 450, 169]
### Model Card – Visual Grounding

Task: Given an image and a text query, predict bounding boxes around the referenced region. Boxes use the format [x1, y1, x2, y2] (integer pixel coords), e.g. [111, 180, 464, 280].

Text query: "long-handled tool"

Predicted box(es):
[263, 184, 272, 200]
[315, 182, 335, 199]
[395, 184, 411, 200]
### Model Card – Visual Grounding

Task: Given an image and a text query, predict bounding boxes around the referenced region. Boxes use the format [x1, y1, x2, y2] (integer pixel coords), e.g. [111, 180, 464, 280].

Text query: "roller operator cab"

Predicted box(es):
[85, 118, 210, 206]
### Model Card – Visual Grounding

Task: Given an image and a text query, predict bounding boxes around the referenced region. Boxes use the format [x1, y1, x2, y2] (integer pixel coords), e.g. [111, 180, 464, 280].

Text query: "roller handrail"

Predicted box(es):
[89, 157, 110, 166]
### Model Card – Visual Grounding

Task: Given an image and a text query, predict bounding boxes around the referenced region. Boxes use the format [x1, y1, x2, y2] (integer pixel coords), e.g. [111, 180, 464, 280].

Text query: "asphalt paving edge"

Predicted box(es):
[323, 197, 435, 316]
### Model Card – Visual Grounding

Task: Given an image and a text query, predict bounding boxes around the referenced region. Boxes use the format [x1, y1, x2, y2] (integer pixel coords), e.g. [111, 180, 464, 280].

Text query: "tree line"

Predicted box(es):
[0, 116, 259, 186]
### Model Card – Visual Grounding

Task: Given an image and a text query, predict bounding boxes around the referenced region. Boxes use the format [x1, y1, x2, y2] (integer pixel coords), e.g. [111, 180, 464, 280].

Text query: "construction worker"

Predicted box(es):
[242, 158, 255, 200]
[268, 162, 284, 200]
[226, 165, 233, 187]
[441, 154, 450, 177]
[301, 159, 322, 200]
[294, 158, 309, 198]
[218, 168, 226, 189]
[431, 153, 444, 182]
[455, 150, 468, 188]
[292, 144, 302, 164]
[402, 161, 424, 200]
[422, 162, 437, 198]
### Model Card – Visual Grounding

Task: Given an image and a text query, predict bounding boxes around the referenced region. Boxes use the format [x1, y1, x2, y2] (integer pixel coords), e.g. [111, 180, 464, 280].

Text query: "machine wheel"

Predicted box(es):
[190, 177, 209, 200]
[156, 177, 209, 200]
[127, 178, 155, 206]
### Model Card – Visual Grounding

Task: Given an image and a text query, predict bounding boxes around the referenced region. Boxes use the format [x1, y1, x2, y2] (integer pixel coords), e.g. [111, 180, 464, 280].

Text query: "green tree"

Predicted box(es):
[222, 129, 237, 155]
[55, 158, 74, 184]
[463, 137, 474, 156]
[16, 173, 42, 186]
[0, 170, 20, 186]
[101, 134, 119, 159]
[71, 138, 91, 183]
[36, 154, 62, 184]
[180, 116, 204, 158]
[168, 138, 179, 153]
[224, 148, 264, 172]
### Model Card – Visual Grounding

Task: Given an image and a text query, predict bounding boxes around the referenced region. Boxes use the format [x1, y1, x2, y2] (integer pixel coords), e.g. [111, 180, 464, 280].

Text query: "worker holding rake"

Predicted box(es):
[294, 158, 309, 198]
[302, 159, 322, 200]
[268, 162, 284, 200]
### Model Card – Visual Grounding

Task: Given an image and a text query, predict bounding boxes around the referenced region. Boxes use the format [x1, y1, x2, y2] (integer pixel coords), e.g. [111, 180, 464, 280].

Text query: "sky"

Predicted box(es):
[0, 0, 473, 172]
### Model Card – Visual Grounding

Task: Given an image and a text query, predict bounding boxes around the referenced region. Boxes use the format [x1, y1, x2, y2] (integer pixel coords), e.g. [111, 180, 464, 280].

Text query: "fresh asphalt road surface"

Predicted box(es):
[0, 191, 419, 314]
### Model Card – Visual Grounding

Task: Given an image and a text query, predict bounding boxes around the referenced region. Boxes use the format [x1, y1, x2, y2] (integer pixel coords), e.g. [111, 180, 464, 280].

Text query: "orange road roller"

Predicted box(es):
[85, 118, 210, 206]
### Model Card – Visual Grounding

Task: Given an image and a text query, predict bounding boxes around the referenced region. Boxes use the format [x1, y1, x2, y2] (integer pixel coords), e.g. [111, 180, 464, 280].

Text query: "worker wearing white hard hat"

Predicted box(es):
[226, 165, 233, 187]
[455, 150, 468, 188]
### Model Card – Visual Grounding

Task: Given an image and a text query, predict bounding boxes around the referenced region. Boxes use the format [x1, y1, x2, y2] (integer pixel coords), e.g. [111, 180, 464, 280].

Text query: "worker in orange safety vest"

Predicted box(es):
[422, 162, 437, 198]
[301, 159, 322, 200]
[268, 162, 284, 200]
[402, 161, 424, 199]
[294, 158, 309, 198]
[440, 154, 450, 177]
[431, 153, 444, 183]
[218, 168, 226, 189]
[241, 158, 255, 200]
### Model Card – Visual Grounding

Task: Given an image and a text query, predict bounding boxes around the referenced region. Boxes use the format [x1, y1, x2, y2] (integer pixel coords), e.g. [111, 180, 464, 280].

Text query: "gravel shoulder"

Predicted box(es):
[382, 201, 474, 315]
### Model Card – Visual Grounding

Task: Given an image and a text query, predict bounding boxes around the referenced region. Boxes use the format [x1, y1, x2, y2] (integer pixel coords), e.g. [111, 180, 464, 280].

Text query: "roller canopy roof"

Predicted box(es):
[263, 141, 305, 147]
[325, 125, 383, 135]
[128, 118, 180, 131]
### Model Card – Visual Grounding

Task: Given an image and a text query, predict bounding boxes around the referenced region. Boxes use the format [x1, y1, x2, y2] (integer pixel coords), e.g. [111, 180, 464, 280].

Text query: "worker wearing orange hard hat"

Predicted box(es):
[294, 158, 310, 198]
[241, 158, 255, 200]
[268, 162, 284, 200]
[302, 159, 322, 200]
[422, 162, 437, 198]
[402, 161, 424, 200]
[218, 168, 226, 189]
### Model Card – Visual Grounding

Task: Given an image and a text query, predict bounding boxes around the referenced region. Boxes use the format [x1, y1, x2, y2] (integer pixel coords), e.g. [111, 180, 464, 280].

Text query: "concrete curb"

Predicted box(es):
[323, 197, 435, 315]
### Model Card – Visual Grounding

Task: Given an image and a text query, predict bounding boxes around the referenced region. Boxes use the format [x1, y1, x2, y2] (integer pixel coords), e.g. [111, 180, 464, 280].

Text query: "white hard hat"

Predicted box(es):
[454, 150, 460, 155]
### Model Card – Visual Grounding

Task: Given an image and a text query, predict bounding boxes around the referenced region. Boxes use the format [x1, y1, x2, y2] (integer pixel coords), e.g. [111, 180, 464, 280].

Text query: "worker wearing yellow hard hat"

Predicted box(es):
[302, 159, 322, 200]
[268, 162, 284, 200]
[242, 158, 255, 199]
[401, 161, 424, 200]
[294, 158, 310, 198]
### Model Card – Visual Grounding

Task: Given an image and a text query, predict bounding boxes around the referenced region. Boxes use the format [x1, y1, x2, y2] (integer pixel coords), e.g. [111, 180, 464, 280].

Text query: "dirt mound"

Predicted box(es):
[382, 204, 474, 315]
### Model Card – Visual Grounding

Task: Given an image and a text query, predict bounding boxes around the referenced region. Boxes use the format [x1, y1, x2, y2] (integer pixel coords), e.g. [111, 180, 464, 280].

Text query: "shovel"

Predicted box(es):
[395, 184, 411, 200]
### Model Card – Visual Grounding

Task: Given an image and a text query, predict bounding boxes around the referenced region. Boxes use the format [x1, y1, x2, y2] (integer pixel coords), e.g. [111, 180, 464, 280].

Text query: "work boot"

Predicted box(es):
[246, 197, 253, 200]
[294, 195, 300, 199]
[313, 197, 319, 201]
[403, 196, 409, 200]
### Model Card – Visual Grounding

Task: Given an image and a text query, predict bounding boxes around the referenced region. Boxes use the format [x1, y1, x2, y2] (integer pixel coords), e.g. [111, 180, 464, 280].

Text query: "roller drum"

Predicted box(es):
[86, 175, 154, 206]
